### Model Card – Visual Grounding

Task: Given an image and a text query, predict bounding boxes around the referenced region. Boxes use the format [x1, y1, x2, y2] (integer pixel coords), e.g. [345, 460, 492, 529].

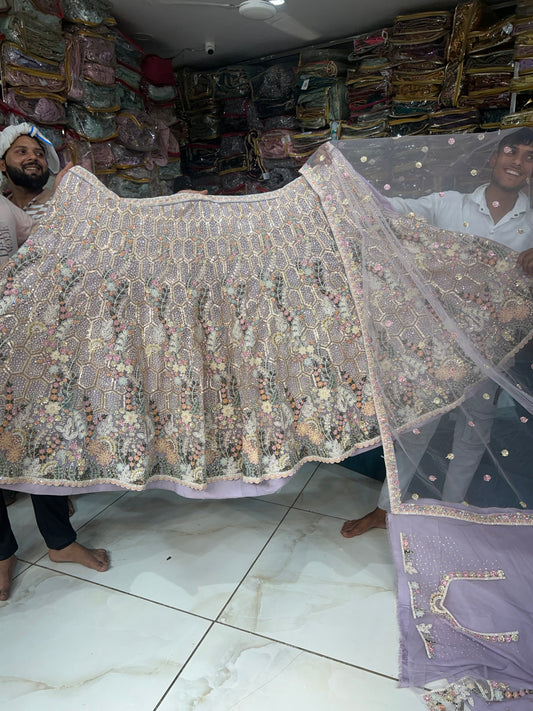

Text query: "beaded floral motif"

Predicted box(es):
[416, 622, 436, 659]
[400, 532, 419, 574]
[408, 580, 425, 618]
[429, 570, 519, 644]
[423, 677, 533, 711]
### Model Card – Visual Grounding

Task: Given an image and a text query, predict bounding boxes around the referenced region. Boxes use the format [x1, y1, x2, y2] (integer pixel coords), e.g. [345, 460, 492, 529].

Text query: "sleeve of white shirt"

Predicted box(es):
[0, 196, 34, 264]
[387, 193, 441, 224]
[11, 200, 34, 246]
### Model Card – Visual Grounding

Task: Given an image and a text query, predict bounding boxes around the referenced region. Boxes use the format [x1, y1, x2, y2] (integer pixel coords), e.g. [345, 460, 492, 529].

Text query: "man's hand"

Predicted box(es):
[53, 161, 74, 191]
[517, 248, 533, 276]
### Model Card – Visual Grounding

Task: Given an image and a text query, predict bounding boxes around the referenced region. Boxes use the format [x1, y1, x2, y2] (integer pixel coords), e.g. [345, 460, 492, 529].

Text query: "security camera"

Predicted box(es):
[205, 41, 215, 56]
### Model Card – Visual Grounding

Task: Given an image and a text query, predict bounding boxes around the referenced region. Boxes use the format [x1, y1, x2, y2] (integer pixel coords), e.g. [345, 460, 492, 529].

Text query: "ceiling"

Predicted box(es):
[107, 0, 456, 69]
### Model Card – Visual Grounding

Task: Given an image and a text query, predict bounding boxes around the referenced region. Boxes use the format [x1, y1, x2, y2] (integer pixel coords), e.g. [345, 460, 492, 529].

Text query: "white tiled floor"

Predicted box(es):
[1, 462, 424, 710]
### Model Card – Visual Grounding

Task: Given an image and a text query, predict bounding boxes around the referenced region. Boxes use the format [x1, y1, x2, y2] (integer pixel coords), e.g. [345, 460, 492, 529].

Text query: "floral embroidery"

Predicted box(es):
[423, 677, 533, 711]
[400, 533, 418, 574]
[416, 622, 436, 659]
[429, 570, 519, 644]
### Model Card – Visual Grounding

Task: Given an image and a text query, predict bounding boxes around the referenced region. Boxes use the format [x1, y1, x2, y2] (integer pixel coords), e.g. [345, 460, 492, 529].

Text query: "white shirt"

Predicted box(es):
[388, 184, 533, 252]
[0, 195, 33, 263]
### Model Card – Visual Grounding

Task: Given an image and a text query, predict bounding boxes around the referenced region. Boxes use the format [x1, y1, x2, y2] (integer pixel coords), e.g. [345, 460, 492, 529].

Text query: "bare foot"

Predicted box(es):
[48, 542, 110, 571]
[0, 555, 16, 600]
[341, 507, 387, 538]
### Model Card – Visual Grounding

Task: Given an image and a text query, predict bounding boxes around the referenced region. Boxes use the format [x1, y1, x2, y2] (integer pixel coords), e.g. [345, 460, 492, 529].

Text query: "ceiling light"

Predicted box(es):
[270, 1, 285, 5]
[238, 1, 277, 20]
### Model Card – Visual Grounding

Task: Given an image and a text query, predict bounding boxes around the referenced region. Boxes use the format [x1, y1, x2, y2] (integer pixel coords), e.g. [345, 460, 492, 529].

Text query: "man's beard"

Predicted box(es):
[4, 162, 49, 191]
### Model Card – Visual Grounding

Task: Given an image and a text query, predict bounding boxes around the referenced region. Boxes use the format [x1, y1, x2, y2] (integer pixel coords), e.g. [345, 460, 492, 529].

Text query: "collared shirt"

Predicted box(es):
[0, 195, 33, 263]
[388, 184, 533, 252]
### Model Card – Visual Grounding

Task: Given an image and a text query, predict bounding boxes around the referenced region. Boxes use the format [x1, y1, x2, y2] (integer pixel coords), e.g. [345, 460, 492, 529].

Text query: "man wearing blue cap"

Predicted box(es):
[0, 124, 109, 600]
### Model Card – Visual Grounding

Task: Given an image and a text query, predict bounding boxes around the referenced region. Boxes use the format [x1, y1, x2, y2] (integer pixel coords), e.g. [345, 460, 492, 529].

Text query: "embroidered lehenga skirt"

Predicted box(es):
[1, 138, 533, 708]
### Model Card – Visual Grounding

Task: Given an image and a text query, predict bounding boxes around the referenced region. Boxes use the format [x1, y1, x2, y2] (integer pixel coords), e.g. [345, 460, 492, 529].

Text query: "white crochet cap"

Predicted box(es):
[0, 123, 60, 174]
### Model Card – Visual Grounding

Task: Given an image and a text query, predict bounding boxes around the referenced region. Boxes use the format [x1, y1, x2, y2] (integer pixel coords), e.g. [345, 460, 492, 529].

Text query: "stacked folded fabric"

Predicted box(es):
[0, 2, 67, 125]
[252, 63, 300, 190]
[341, 29, 392, 139]
[458, 15, 515, 124]
[439, 0, 482, 110]
[506, 1, 533, 124]
[427, 107, 479, 132]
[390, 11, 452, 134]
[175, 67, 221, 193]
[295, 49, 348, 131]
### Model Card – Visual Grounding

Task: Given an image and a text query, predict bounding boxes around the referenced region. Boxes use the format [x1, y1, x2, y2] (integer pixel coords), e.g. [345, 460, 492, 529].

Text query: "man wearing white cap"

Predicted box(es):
[0, 122, 61, 220]
[0, 124, 109, 600]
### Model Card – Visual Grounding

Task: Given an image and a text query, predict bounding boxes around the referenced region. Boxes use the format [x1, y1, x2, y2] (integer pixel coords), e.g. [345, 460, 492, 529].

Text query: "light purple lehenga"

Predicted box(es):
[0, 132, 532, 708]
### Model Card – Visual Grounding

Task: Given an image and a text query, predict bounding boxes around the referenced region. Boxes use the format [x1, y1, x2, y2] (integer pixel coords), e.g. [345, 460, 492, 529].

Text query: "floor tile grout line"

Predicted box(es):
[151, 615, 402, 711]
[204, 465, 320, 622]
[23, 560, 219, 622]
[152, 619, 218, 711]
[211, 618, 402, 683]
[213, 503, 295, 623]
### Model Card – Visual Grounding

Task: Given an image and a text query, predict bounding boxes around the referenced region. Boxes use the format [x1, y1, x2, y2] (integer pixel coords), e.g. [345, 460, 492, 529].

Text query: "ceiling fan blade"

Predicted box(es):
[267, 13, 321, 41]
[153, 0, 236, 8]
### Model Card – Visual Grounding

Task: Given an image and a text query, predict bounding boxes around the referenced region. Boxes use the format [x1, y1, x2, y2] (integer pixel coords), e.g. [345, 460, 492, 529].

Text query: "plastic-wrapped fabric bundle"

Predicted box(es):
[144, 101, 178, 128]
[296, 79, 348, 130]
[116, 83, 144, 113]
[391, 10, 452, 45]
[111, 27, 144, 72]
[65, 27, 116, 101]
[178, 68, 215, 112]
[90, 139, 116, 170]
[66, 104, 117, 140]
[186, 110, 220, 143]
[183, 142, 220, 173]
[288, 128, 331, 163]
[446, 0, 482, 63]
[213, 65, 258, 99]
[1, 62, 66, 95]
[9, 0, 62, 15]
[296, 59, 347, 79]
[4, 88, 66, 124]
[59, 131, 94, 172]
[157, 157, 182, 181]
[115, 63, 142, 91]
[251, 63, 296, 102]
[220, 98, 262, 133]
[257, 129, 296, 160]
[106, 171, 155, 198]
[467, 16, 515, 55]
[0, 12, 65, 62]
[7, 0, 62, 25]
[428, 107, 479, 133]
[115, 111, 159, 153]
[142, 82, 177, 104]
[0, 41, 62, 77]
[340, 115, 390, 139]
[61, 0, 114, 26]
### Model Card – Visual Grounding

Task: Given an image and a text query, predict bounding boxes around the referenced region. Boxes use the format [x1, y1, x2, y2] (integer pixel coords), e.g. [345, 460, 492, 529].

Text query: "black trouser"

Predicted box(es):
[0, 494, 75, 560]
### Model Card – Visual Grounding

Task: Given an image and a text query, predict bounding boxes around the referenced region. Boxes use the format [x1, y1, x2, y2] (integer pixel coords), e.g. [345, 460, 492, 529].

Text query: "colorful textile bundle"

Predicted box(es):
[61, 0, 113, 27]
[428, 106, 479, 132]
[64, 26, 117, 107]
[296, 50, 349, 130]
[213, 65, 258, 100]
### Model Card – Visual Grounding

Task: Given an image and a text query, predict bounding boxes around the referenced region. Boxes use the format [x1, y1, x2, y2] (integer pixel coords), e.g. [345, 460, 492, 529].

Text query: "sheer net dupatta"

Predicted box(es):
[319, 135, 533, 709]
